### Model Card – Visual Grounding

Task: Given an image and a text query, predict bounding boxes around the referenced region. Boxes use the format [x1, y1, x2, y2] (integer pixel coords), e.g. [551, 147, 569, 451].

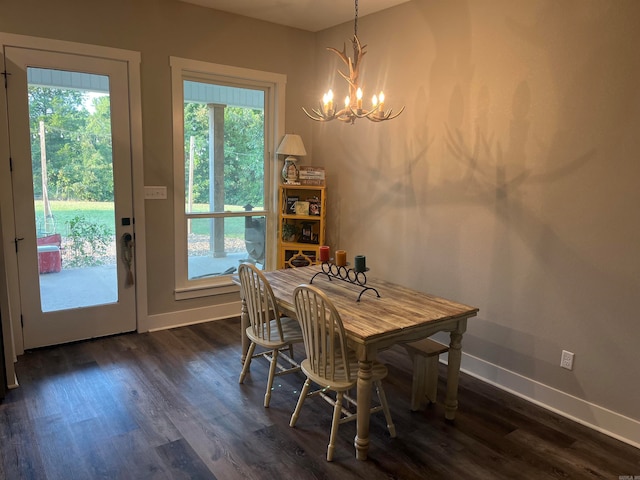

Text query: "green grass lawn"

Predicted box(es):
[34, 200, 259, 237]
[35, 200, 115, 236]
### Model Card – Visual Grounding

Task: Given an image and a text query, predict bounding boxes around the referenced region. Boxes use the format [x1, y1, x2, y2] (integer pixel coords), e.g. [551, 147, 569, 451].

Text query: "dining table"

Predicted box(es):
[235, 264, 479, 461]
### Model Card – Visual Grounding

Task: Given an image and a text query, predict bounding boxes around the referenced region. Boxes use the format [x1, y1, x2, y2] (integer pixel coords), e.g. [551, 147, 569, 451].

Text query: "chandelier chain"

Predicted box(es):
[354, 0, 359, 37]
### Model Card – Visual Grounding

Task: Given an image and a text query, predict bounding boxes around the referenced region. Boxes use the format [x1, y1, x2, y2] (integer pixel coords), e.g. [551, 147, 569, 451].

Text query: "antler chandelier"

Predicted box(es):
[303, 0, 405, 124]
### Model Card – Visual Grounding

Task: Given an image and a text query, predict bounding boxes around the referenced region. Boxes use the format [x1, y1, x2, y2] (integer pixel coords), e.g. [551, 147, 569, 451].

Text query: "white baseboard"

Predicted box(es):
[143, 300, 241, 332]
[458, 352, 640, 450]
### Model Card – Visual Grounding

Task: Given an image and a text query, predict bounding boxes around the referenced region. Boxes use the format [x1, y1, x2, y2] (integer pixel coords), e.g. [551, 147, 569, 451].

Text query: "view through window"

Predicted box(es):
[182, 80, 267, 281]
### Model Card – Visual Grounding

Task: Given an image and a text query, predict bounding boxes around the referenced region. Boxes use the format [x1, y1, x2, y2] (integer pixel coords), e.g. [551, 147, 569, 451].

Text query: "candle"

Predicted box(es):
[354, 255, 366, 273]
[378, 92, 385, 116]
[335, 250, 347, 267]
[356, 88, 363, 112]
[319, 245, 330, 262]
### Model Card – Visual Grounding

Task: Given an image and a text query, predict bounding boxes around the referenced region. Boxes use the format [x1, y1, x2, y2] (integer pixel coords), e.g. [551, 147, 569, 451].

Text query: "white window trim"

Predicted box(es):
[170, 56, 285, 300]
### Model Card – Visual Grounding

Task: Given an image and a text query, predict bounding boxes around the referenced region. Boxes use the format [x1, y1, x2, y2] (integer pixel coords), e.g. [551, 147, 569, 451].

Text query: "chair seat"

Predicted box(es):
[245, 315, 302, 349]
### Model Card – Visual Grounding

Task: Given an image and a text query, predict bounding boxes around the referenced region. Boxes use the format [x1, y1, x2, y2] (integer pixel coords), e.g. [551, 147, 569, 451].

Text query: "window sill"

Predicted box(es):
[174, 279, 239, 301]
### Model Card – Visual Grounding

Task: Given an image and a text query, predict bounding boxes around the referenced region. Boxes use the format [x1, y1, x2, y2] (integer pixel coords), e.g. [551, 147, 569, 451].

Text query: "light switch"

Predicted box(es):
[144, 186, 167, 200]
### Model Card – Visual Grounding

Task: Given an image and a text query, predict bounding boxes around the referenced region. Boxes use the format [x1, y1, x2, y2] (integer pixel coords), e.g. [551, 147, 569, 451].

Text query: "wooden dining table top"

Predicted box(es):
[261, 265, 479, 348]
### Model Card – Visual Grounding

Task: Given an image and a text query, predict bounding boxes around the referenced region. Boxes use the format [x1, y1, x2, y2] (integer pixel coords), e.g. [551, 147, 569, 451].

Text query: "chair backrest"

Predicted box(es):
[238, 263, 285, 343]
[293, 284, 353, 383]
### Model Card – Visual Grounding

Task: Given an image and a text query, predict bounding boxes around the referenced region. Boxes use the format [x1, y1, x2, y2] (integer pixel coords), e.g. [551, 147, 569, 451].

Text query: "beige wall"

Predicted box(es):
[1, 0, 639, 445]
[0, 0, 316, 316]
[313, 0, 640, 426]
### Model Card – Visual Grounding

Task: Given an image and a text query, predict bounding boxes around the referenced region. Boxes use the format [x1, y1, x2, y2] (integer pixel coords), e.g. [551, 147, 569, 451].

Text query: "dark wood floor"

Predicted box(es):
[1, 317, 638, 479]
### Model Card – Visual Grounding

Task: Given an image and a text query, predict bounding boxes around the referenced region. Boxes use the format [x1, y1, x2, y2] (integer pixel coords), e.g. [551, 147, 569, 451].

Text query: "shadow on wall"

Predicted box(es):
[325, 0, 640, 419]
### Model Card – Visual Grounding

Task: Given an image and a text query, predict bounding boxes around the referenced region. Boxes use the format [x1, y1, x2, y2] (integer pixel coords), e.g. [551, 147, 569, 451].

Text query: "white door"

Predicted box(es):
[4, 46, 136, 348]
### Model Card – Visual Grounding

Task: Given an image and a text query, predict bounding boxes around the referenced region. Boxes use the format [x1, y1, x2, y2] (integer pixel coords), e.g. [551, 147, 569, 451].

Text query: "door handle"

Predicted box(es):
[15, 237, 25, 252]
[121, 233, 134, 286]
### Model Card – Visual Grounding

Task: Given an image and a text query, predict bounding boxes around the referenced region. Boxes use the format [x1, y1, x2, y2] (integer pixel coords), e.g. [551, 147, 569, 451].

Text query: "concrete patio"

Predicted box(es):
[38, 252, 254, 312]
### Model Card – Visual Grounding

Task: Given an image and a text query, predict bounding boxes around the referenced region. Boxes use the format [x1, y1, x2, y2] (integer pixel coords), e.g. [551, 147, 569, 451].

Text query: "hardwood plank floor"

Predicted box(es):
[1, 317, 638, 479]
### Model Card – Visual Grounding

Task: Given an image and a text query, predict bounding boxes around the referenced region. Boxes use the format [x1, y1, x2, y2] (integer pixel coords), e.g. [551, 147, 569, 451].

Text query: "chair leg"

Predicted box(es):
[239, 342, 256, 384]
[290, 379, 311, 427]
[375, 380, 396, 438]
[327, 391, 344, 461]
[264, 348, 280, 407]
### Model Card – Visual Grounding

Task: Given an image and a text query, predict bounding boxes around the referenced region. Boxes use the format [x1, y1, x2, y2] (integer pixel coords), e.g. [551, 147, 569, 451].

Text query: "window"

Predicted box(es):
[170, 57, 285, 299]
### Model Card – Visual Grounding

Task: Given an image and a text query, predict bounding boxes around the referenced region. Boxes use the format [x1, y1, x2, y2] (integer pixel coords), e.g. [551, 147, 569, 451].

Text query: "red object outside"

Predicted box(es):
[37, 234, 62, 273]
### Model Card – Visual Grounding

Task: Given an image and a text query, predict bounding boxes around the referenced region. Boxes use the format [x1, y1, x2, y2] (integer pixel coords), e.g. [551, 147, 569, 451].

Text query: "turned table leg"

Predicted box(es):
[354, 358, 373, 460]
[445, 319, 467, 421]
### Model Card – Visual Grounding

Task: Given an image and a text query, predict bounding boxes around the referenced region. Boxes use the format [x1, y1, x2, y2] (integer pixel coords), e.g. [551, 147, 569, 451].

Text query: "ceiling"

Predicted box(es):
[178, 0, 410, 32]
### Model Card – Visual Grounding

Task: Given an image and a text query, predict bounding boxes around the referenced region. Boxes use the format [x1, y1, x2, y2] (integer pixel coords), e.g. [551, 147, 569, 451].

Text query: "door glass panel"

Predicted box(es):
[29, 68, 117, 312]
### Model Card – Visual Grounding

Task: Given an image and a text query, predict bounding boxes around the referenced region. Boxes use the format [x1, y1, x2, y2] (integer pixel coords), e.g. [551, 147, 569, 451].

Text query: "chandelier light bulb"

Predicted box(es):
[322, 89, 334, 115]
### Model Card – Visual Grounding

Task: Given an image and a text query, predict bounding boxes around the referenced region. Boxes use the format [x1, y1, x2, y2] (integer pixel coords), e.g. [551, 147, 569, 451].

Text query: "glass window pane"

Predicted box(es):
[183, 81, 265, 214]
[187, 215, 266, 279]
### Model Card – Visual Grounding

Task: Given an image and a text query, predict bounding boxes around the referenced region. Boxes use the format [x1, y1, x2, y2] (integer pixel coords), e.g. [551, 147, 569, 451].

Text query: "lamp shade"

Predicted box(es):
[276, 134, 307, 157]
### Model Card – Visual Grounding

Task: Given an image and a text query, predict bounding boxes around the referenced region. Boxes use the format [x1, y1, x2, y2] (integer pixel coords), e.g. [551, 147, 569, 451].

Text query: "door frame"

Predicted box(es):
[0, 32, 147, 357]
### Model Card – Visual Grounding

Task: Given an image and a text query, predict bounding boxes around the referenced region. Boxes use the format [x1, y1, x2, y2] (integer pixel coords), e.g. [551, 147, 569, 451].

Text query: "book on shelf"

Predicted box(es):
[308, 196, 321, 216]
[285, 196, 299, 214]
[299, 166, 325, 186]
[294, 201, 310, 216]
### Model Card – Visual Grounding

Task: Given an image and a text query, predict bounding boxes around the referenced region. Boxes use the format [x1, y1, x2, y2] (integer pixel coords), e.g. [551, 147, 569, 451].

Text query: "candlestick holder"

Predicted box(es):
[310, 261, 380, 302]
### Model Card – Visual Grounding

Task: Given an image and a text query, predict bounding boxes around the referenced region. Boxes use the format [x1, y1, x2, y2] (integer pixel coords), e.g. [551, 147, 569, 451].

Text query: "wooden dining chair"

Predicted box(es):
[289, 284, 396, 461]
[238, 263, 303, 407]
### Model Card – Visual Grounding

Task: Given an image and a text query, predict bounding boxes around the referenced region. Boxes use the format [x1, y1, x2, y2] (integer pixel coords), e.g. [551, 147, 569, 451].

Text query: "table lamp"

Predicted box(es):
[276, 134, 307, 184]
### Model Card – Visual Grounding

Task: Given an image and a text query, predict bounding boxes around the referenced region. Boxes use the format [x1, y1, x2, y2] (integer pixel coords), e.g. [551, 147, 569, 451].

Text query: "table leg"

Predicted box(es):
[240, 294, 250, 364]
[354, 359, 373, 460]
[445, 319, 467, 421]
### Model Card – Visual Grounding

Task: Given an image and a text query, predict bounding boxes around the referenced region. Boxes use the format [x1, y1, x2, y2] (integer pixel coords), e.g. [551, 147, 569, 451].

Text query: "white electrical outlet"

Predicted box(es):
[144, 186, 167, 200]
[561, 350, 574, 370]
